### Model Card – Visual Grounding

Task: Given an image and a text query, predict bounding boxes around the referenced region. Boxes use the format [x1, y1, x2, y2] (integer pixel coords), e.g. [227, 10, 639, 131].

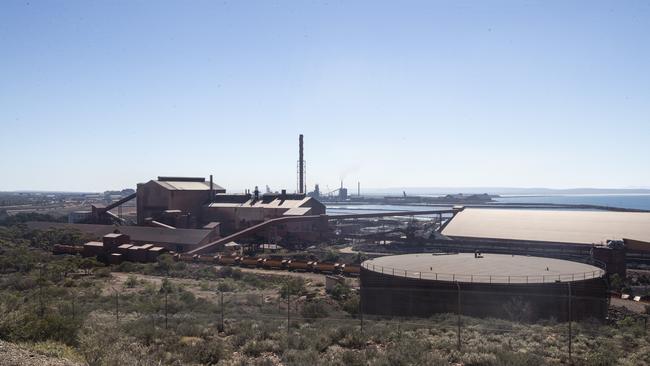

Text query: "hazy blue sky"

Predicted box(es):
[1, 1, 649, 192]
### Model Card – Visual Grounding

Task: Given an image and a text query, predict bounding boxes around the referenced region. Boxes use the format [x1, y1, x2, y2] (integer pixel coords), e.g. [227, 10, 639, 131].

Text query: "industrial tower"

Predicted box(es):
[297, 134, 306, 194]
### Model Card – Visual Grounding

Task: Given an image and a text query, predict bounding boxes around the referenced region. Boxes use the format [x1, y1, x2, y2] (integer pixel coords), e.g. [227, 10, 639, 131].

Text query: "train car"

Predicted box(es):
[52, 244, 83, 255]
[287, 259, 310, 272]
[341, 264, 361, 277]
[176, 253, 196, 262]
[261, 257, 285, 270]
[312, 261, 338, 274]
[197, 255, 217, 264]
[216, 255, 239, 266]
[239, 256, 262, 268]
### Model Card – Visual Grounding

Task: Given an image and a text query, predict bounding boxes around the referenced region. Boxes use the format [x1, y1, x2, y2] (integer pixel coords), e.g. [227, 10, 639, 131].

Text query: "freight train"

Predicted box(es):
[52, 244, 361, 276]
[174, 253, 361, 276]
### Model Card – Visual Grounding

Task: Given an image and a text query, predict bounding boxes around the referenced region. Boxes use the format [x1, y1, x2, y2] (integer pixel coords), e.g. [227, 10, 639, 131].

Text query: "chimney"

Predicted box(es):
[281, 189, 287, 200]
[358, 181, 360, 196]
[209, 175, 214, 201]
[254, 186, 260, 200]
[298, 134, 305, 194]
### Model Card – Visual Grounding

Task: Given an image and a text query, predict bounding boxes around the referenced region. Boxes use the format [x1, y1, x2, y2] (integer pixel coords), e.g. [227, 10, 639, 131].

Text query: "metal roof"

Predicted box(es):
[154, 180, 224, 191]
[442, 208, 650, 245]
[207, 196, 316, 210]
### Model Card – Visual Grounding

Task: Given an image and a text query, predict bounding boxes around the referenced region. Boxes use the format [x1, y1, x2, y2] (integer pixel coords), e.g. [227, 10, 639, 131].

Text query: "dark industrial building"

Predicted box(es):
[27, 221, 220, 253]
[361, 253, 609, 321]
[136, 176, 225, 227]
[134, 175, 325, 243]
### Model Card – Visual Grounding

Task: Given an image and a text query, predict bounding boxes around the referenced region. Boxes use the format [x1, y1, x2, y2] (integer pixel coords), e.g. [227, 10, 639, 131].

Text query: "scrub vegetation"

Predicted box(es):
[1, 223, 649, 365]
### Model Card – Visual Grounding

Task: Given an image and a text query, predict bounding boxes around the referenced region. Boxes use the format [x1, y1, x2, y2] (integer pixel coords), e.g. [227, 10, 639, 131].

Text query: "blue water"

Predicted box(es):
[326, 195, 650, 213]
[494, 195, 650, 211]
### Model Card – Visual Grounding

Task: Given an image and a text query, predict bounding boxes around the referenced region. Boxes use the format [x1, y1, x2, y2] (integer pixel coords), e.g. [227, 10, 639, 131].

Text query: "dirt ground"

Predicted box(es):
[107, 267, 358, 305]
[0, 340, 81, 366]
[610, 296, 648, 314]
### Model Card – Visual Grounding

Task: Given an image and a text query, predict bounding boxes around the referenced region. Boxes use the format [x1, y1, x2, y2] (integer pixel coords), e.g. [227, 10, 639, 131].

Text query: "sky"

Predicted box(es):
[1, 0, 649, 193]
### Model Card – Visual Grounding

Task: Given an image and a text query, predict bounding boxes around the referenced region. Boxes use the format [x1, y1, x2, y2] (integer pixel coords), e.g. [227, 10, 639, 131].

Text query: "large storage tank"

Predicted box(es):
[360, 253, 608, 321]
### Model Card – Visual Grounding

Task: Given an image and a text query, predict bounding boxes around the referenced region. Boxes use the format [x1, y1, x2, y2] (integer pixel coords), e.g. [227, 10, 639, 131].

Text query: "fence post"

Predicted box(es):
[456, 281, 461, 351]
[360, 287, 364, 333]
[161, 290, 167, 329]
[220, 292, 224, 332]
[71, 291, 76, 320]
[287, 289, 291, 335]
[567, 282, 573, 364]
[38, 264, 45, 318]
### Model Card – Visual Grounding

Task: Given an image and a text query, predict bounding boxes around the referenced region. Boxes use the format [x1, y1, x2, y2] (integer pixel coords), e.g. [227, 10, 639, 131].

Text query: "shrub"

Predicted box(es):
[93, 267, 111, 278]
[124, 275, 138, 288]
[342, 295, 360, 316]
[328, 282, 351, 301]
[192, 338, 228, 364]
[301, 300, 329, 320]
[279, 277, 306, 299]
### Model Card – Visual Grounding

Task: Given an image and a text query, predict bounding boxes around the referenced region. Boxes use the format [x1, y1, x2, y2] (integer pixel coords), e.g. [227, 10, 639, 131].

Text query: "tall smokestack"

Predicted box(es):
[209, 175, 214, 201]
[358, 181, 360, 196]
[298, 134, 305, 194]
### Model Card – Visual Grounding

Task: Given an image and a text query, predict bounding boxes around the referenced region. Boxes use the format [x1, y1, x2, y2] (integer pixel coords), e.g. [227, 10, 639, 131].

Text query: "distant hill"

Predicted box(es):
[359, 187, 650, 196]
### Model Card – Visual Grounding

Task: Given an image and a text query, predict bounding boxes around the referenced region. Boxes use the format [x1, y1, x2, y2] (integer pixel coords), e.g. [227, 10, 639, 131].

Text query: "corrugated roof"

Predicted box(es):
[26, 222, 214, 246]
[154, 180, 225, 191]
[207, 196, 314, 209]
[442, 208, 650, 245]
[284, 207, 312, 216]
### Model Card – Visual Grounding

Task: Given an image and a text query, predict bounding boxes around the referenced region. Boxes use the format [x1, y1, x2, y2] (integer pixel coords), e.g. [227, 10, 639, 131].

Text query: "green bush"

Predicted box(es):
[124, 275, 138, 288]
[328, 282, 351, 301]
[301, 300, 329, 320]
[279, 277, 306, 299]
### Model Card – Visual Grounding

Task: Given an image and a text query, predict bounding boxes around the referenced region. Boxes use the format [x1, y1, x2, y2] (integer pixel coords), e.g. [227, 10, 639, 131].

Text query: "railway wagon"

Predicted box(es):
[176, 253, 197, 262]
[197, 255, 217, 264]
[217, 255, 239, 266]
[53, 244, 83, 255]
[239, 256, 262, 268]
[287, 259, 310, 271]
[341, 264, 361, 276]
[261, 257, 285, 270]
[312, 261, 338, 273]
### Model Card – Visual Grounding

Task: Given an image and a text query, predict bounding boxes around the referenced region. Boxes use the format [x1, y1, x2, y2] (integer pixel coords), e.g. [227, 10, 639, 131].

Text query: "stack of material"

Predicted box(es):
[108, 253, 123, 265]
[147, 246, 165, 262]
[82, 241, 104, 257]
[117, 244, 134, 255]
[102, 233, 130, 252]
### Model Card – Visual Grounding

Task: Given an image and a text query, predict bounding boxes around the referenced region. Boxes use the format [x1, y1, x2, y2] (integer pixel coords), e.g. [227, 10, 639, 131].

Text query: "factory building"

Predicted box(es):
[133, 175, 326, 244]
[203, 190, 326, 240]
[136, 176, 225, 227]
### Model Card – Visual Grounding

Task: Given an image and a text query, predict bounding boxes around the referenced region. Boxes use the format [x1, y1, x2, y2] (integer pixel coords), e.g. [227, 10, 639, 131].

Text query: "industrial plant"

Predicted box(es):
[27, 134, 650, 322]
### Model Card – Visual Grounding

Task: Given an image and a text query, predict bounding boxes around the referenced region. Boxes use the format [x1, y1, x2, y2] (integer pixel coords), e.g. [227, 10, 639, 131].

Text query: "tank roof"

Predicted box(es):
[362, 253, 604, 284]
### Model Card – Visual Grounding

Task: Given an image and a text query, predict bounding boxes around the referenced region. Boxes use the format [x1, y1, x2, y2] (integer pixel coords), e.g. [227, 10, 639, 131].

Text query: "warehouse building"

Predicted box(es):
[440, 208, 650, 274]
